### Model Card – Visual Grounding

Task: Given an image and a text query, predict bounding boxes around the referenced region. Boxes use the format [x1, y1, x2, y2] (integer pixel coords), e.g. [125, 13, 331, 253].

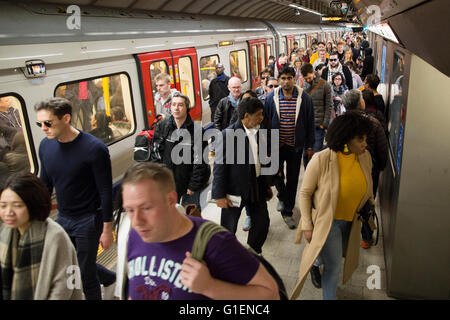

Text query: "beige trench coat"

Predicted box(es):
[290, 148, 374, 300]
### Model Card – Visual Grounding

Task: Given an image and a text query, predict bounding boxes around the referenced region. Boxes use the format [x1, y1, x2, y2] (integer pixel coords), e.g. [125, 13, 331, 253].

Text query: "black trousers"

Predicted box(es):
[274, 145, 303, 217]
[220, 181, 270, 254]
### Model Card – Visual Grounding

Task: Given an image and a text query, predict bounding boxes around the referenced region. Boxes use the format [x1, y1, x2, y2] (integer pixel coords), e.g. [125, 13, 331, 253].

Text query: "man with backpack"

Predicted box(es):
[119, 162, 280, 300]
[148, 92, 210, 211]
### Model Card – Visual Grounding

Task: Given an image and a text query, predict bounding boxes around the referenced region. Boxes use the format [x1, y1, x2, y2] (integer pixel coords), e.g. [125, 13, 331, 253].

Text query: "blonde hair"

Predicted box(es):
[122, 162, 176, 195]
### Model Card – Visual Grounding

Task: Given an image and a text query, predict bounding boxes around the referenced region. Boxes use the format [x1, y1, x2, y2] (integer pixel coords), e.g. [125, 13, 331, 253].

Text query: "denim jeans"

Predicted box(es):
[303, 127, 326, 169]
[57, 213, 116, 300]
[316, 219, 352, 300]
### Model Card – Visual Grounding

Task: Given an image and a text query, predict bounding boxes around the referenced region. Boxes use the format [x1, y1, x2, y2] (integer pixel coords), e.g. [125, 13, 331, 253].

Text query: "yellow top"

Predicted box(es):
[334, 152, 367, 221]
[309, 51, 330, 65]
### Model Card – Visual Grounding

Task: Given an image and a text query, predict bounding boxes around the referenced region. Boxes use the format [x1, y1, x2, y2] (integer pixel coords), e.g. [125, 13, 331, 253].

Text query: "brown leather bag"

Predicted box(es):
[185, 204, 202, 218]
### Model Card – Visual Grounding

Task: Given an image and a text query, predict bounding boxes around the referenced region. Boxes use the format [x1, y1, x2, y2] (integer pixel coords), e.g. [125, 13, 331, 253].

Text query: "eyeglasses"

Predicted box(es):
[261, 77, 268, 80]
[268, 84, 279, 88]
[329, 58, 338, 62]
[36, 120, 53, 128]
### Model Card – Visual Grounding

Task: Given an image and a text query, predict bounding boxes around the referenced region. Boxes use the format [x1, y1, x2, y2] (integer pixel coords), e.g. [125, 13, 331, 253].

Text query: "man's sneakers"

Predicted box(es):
[242, 216, 252, 232]
[310, 266, 322, 289]
[283, 216, 296, 229]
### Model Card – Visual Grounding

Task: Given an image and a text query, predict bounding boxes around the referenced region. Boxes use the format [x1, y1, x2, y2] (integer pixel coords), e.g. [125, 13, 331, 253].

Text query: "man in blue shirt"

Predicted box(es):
[36, 97, 115, 300]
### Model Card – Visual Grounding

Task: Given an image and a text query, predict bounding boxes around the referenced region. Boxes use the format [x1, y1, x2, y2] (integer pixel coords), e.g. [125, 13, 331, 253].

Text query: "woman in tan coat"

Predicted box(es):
[291, 112, 374, 300]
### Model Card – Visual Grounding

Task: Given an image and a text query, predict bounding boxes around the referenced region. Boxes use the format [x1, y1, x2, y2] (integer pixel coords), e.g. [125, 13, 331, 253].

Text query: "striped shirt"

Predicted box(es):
[279, 89, 297, 147]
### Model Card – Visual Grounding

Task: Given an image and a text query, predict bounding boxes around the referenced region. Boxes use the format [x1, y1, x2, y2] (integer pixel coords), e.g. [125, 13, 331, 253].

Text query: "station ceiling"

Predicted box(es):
[26, 0, 361, 24]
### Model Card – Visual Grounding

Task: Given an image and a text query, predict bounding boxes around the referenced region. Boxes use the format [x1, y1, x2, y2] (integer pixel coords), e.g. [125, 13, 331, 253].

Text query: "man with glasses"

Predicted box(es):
[35, 97, 116, 300]
[214, 77, 242, 131]
[258, 77, 278, 105]
[321, 52, 353, 90]
[264, 66, 315, 229]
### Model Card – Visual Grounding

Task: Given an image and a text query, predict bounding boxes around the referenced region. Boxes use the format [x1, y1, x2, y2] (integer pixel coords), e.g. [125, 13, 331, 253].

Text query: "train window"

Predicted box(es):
[260, 44, 267, 70]
[0, 94, 35, 180]
[150, 60, 170, 97]
[229, 50, 248, 83]
[267, 44, 272, 58]
[251, 45, 259, 79]
[54, 73, 135, 146]
[199, 55, 220, 100]
[178, 56, 196, 109]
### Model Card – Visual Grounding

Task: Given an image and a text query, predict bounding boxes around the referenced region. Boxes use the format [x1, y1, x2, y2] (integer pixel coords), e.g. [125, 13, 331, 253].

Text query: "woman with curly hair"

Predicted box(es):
[291, 112, 374, 300]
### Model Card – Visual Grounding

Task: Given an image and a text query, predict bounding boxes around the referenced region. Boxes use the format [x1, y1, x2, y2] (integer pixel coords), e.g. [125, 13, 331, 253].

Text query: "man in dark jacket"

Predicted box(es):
[321, 51, 353, 90]
[343, 89, 388, 249]
[214, 77, 242, 131]
[208, 63, 230, 123]
[212, 98, 273, 254]
[150, 92, 210, 210]
[301, 63, 332, 168]
[264, 66, 315, 229]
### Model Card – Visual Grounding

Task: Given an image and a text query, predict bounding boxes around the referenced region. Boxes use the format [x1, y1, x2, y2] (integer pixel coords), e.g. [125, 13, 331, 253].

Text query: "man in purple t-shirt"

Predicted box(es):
[120, 162, 279, 300]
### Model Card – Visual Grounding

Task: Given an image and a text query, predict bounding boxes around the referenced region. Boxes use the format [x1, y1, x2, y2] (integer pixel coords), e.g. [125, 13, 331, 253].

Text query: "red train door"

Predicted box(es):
[248, 39, 268, 90]
[136, 47, 202, 126]
[286, 35, 295, 54]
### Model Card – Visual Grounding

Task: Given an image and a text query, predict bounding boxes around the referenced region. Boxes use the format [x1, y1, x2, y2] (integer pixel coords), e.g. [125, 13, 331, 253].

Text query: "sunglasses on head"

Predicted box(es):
[268, 84, 279, 88]
[36, 121, 53, 128]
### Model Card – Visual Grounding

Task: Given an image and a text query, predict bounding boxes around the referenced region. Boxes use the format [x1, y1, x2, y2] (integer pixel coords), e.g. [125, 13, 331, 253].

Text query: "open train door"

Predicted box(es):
[248, 39, 268, 90]
[136, 47, 201, 127]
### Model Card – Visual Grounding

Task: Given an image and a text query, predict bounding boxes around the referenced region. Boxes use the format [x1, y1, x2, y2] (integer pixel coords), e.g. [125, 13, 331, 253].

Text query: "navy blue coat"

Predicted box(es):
[263, 86, 315, 153]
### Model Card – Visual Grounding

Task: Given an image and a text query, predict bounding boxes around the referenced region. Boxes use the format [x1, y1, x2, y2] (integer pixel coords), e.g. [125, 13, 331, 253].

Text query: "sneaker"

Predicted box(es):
[276, 200, 284, 212]
[242, 216, 252, 231]
[283, 216, 296, 229]
[361, 239, 371, 249]
[310, 266, 322, 289]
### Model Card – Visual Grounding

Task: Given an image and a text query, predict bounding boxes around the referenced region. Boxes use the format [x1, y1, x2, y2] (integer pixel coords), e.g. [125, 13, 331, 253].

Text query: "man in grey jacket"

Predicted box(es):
[301, 63, 332, 168]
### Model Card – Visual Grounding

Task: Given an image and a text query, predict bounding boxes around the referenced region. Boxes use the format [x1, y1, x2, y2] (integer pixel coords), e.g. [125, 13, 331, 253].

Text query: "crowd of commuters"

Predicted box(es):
[0, 31, 389, 301]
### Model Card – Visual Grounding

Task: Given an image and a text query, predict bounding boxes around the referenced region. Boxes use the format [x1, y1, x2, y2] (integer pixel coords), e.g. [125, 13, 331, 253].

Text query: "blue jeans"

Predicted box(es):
[316, 219, 352, 300]
[57, 213, 116, 300]
[303, 127, 326, 168]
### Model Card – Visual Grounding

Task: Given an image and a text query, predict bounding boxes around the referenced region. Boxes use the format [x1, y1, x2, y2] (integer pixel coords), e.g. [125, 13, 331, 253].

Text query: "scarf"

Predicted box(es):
[327, 62, 344, 83]
[276, 60, 285, 72]
[228, 93, 239, 108]
[0, 220, 46, 300]
[217, 73, 225, 81]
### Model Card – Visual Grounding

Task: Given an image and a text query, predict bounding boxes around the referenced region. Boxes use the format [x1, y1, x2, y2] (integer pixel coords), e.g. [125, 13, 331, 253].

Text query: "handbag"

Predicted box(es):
[357, 200, 379, 246]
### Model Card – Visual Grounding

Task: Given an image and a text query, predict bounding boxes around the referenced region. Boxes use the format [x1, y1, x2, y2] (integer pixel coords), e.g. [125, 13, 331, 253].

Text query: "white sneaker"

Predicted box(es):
[277, 200, 284, 212]
[242, 216, 252, 231]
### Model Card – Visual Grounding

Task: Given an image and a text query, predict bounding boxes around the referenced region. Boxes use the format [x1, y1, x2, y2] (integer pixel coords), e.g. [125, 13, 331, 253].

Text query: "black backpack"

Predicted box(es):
[191, 221, 288, 300]
[133, 114, 163, 162]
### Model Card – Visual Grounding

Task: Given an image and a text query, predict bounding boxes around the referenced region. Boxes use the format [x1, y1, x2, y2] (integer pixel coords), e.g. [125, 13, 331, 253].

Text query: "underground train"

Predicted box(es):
[0, 1, 345, 187]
